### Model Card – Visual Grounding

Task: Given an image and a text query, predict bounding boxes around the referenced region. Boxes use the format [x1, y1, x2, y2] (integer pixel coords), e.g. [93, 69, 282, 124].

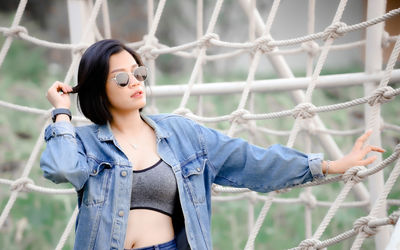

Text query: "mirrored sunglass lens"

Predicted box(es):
[134, 66, 147, 81]
[115, 72, 130, 86]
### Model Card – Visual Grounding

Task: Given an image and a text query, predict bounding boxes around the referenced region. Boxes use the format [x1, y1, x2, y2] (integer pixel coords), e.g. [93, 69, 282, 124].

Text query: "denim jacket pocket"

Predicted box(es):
[181, 158, 207, 204]
[82, 159, 112, 206]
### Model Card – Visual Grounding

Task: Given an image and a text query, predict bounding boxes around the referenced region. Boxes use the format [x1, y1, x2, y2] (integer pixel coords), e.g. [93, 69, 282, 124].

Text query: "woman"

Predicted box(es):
[40, 39, 384, 250]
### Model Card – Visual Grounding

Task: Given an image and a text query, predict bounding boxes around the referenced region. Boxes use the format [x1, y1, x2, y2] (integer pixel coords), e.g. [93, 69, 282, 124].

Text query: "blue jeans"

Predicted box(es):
[125, 238, 177, 250]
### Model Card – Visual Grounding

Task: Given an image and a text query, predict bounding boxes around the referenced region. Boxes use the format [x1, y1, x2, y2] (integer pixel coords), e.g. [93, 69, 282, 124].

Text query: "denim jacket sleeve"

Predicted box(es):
[40, 121, 89, 191]
[195, 123, 324, 193]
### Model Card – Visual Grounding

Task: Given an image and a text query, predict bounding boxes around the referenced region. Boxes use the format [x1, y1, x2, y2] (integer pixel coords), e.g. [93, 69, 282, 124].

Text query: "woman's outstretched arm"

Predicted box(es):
[193, 120, 384, 192]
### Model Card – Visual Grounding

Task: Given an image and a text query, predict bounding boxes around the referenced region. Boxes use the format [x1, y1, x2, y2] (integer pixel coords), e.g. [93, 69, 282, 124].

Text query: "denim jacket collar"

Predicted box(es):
[96, 113, 170, 142]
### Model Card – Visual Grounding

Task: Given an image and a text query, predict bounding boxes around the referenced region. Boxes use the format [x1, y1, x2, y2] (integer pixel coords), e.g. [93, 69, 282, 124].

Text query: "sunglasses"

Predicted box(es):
[111, 66, 148, 87]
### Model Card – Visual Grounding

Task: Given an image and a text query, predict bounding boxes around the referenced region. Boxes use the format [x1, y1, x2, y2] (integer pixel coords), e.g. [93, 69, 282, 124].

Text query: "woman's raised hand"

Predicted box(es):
[325, 130, 385, 174]
[46, 81, 73, 109]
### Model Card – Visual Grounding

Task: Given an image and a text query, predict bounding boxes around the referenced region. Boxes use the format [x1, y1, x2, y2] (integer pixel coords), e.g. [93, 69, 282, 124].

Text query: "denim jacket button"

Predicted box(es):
[118, 210, 124, 217]
[196, 167, 201, 172]
[121, 170, 127, 177]
[92, 169, 97, 174]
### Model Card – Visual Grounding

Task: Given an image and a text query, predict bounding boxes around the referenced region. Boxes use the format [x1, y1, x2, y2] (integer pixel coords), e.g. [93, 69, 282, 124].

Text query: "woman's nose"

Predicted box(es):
[128, 75, 142, 88]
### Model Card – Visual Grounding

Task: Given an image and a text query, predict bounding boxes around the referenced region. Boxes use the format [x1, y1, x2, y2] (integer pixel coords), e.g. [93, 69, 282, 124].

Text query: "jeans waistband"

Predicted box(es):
[125, 238, 177, 250]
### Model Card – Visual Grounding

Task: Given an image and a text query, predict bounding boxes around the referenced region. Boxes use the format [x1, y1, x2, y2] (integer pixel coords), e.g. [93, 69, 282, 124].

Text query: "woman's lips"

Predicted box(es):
[131, 90, 143, 98]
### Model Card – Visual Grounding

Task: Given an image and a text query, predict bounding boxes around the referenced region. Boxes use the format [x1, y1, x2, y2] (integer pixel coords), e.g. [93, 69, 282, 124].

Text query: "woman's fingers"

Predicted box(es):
[48, 81, 62, 93]
[354, 130, 373, 149]
[341, 131, 386, 172]
[60, 85, 71, 94]
[357, 156, 377, 166]
[47, 82, 72, 98]
[370, 146, 385, 153]
[46, 81, 71, 109]
[53, 81, 71, 93]
[362, 145, 385, 155]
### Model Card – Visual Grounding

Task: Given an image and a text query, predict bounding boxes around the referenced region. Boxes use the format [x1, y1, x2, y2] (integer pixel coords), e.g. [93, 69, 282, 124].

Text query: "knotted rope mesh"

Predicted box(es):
[0, 0, 400, 249]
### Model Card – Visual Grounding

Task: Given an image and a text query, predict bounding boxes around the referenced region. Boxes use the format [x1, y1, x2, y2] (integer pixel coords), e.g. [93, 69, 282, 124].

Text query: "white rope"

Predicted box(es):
[312, 171, 358, 240]
[0, 119, 48, 228]
[287, 0, 349, 148]
[55, 206, 79, 250]
[63, 0, 105, 85]
[173, 87, 400, 123]
[351, 157, 400, 249]
[290, 210, 399, 249]
[0, 9, 398, 63]
[178, 0, 224, 108]
[1, 85, 399, 124]
[101, 0, 111, 38]
[0, 0, 28, 68]
[239, 2, 283, 248]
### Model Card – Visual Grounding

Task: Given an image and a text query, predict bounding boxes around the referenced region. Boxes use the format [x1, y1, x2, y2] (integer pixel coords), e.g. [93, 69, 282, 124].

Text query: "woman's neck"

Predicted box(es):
[109, 109, 145, 136]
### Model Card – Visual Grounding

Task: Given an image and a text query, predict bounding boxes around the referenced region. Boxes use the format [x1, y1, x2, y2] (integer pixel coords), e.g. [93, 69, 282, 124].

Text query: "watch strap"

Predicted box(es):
[52, 108, 72, 122]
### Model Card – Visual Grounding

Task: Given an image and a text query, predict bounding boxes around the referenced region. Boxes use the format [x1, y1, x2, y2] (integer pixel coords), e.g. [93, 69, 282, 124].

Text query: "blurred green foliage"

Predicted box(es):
[0, 38, 47, 84]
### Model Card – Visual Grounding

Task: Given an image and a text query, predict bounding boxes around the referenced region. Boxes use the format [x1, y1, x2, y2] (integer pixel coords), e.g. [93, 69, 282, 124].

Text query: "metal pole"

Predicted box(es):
[67, 0, 95, 49]
[365, 0, 390, 248]
[67, 0, 96, 120]
[146, 69, 400, 97]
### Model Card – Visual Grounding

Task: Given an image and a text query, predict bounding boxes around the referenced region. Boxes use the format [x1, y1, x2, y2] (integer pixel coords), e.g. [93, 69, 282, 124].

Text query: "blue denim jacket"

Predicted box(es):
[40, 113, 324, 250]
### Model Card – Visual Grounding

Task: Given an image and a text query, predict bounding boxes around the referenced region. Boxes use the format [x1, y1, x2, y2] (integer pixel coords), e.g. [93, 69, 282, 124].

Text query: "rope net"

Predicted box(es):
[0, 0, 399, 249]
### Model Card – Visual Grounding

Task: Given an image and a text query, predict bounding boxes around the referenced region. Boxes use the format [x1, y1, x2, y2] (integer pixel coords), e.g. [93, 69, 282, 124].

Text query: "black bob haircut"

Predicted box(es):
[71, 39, 144, 125]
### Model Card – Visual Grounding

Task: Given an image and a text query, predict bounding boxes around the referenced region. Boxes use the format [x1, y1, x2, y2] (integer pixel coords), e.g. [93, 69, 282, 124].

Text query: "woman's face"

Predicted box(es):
[105, 49, 146, 114]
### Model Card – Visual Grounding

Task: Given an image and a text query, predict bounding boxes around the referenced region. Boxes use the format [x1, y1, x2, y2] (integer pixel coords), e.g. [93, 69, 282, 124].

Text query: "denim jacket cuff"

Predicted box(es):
[308, 153, 324, 180]
[44, 121, 75, 141]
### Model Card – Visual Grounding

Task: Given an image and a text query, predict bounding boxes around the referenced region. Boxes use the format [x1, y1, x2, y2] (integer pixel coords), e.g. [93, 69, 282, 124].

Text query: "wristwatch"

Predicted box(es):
[51, 108, 72, 122]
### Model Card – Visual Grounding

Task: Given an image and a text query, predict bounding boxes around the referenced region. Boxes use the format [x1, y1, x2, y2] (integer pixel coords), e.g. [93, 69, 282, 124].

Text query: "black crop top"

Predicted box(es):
[130, 159, 178, 216]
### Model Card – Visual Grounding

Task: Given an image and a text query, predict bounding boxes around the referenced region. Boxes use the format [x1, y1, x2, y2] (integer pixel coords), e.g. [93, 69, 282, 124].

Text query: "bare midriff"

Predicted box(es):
[114, 121, 175, 249]
[123, 209, 175, 249]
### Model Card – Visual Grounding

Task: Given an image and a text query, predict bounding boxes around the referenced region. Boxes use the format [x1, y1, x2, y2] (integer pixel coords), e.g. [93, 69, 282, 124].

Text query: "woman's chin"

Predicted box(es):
[133, 99, 147, 111]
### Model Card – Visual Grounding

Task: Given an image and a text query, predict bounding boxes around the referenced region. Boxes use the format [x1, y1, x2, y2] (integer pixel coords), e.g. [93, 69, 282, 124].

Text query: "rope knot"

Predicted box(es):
[211, 184, 220, 196]
[298, 238, 321, 250]
[382, 31, 391, 48]
[342, 166, 367, 183]
[10, 177, 34, 192]
[142, 34, 159, 45]
[394, 144, 400, 155]
[323, 22, 347, 40]
[367, 86, 395, 106]
[301, 120, 317, 135]
[353, 216, 378, 236]
[301, 41, 320, 56]
[389, 210, 400, 225]
[138, 35, 159, 60]
[3, 26, 28, 37]
[72, 43, 89, 55]
[173, 108, 192, 116]
[199, 33, 219, 48]
[254, 36, 275, 53]
[230, 109, 250, 124]
[292, 103, 316, 119]
[299, 192, 317, 209]
[275, 187, 291, 194]
[138, 45, 158, 60]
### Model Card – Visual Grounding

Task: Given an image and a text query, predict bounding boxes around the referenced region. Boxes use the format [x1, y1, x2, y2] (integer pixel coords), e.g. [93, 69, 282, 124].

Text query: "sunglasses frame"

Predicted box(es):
[111, 66, 148, 87]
